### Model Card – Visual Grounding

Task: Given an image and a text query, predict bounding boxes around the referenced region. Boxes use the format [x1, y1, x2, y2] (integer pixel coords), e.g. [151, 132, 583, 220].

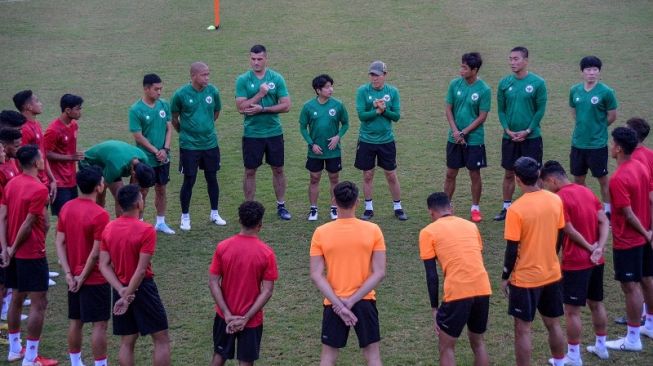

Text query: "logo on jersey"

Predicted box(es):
[329, 108, 336, 116]
[205, 96, 213, 104]
[159, 110, 166, 118]
[508, 86, 513, 92]
[63, 135, 68, 142]
[591, 96, 599, 105]
[525, 85, 534, 93]
[368, 95, 373, 100]
[189, 99, 194, 104]
[268, 82, 276, 90]
[457, 90, 461, 96]
[250, 83, 255, 88]
[471, 93, 479, 101]
[575, 97, 580, 102]
[313, 111, 318, 116]
[383, 94, 391, 102]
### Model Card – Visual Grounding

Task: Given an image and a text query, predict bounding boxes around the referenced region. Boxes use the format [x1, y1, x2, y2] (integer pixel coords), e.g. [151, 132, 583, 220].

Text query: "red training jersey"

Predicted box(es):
[209, 234, 278, 328]
[100, 216, 156, 285]
[44, 118, 78, 188]
[4, 173, 49, 259]
[21, 119, 49, 185]
[632, 145, 653, 182]
[0, 159, 20, 205]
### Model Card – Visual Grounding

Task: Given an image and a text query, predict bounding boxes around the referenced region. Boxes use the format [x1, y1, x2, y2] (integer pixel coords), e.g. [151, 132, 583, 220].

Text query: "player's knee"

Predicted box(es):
[244, 168, 257, 178]
[271, 166, 284, 175]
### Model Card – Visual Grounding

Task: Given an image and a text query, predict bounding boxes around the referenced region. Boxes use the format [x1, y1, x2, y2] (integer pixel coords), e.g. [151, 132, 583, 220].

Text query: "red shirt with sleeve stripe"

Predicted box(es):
[100, 216, 156, 285]
[4, 173, 49, 259]
[44, 118, 78, 188]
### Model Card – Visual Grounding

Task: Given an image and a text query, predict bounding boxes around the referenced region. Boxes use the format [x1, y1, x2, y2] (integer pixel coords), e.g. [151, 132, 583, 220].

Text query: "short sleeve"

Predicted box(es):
[235, 75, 248, 98]
[445, 80, 455, 105]
[309, 229, 324, 256]
[208, 244, 222, 275]
[93, 211, 111, 241]
[140, 227, 156, 255]
[28, 187, 48, 215]
[263, 250, 279, 281]
[479, 86, 491, 112]
[100, 226, 110, 252]
[43, 125, 57, 152]
[163, 101, 172, 122]
[418, 228, 436, 260]
[170, 90, 182, 113]
[605, 88, 618, 110]
[504, 208, 522, 241]
[372, 225, 386, 251]
[213, 88, 222, 112]
[568, 87, 575, 109]
[275, 74, 289, 98]
[128, 106, 142, 132]
[609, 176, 630, 209]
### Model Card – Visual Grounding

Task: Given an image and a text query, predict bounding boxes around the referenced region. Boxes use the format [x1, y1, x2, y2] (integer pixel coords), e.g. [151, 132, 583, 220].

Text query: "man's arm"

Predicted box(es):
[123, 253, 152, 298]
[527, 81, 547, 133]
[98, 250, 124, 291]
[164, 121, 172, 150]
[171, 112, 180, 133]
[501, 240, 519, 296]
[562, 222, 594, 251]
[54, 231, 76, 291]
[310, 255, 358, 326]
[0, 205, 8, 267]
[356, 88, 379, 122]
[8, 213, 38, 258]
[622, 206, 653, 242]
[445, 103, 463, 142]
[209, 273, 234, 320]
[462, 111, 488, 136]
[133, 132, 160, 156]
[341, 251, 386, 307]
[607, 109, 617, 125]
[423, 258, 439, 308]
[76, 239, 101, 287]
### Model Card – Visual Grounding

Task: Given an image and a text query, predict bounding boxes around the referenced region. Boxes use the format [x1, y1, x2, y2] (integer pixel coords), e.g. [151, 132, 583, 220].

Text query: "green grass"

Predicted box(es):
[1, 0, 653, 364]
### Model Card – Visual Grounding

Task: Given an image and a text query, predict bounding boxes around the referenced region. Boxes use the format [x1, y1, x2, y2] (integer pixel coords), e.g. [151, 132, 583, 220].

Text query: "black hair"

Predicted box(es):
[333, 181, 359, 209]
[134, 162, 156, 189]
[462, 52, 483, 71]
[239, 201, 265, 229]
[117, 184, 141, 212]
[612, 126, 638, 155]
[626, 117, 650, 143]
[143, 73, 162, 87]
[60, 94, 84, 113]
[426, 192, 451, 211]
[250, 44, 266, 54]
[76, 165, 104, 194]
[16, 144, 40, 169]
[0, 110, 27, 128]
[514, 156, 540, 186]
[312, 74, 334, 95]
[511, 46, 529, 58]
[540, 160, 567, 180]
[12, 90, 33, 111]
[0, 128, 22, 143]
[579, 56, 602, 71]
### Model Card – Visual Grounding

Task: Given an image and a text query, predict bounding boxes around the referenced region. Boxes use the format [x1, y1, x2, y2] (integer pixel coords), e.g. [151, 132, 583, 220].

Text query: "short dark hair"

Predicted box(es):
[426, 192, 451, 211]
[514, 156, 540, 186]
[0, 128, 22, 143]
[0, 110, 27, 128]
[239, 201, 265, 229]
[462, 52, 483, 71]
[580, 56, 602, 71]
[511, 46, 529, 58]
[60, 94, 84, 112]
[626, 117, 650, 143]
[143, 73, 162, 87]
[117, 184, 141, 212]
[333, 181, 359, 209]
[134, 162, 155, 189]
[16, 144, 40, 169]
[13, 90, 34, 111]
[76, 165, 104, 194]
[250, 44, 266, 54]
[612, 126, 638, 155]
[540, 160, 567, 180]
[312, 74, 334, 95]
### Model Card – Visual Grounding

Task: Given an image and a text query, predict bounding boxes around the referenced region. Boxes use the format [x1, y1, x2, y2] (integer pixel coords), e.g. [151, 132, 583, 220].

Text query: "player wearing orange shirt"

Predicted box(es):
[310, 181, 386, 366]
[419, 192, 491, 366]
[500, 157, 565, 366]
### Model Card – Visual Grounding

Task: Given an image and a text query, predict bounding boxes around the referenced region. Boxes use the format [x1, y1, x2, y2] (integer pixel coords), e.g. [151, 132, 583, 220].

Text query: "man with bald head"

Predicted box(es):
[171, 62, 226, 231]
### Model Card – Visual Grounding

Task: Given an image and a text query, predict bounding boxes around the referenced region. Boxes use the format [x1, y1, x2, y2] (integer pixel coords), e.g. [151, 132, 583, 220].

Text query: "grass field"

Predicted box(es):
[2, 0, 653, 364]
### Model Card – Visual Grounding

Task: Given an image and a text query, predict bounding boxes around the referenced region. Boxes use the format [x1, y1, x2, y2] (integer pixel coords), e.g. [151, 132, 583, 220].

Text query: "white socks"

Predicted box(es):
[627, 325, 640, 343]
[393, 200, 402, 210]
[9, 331, 21, 353]
[25, 338, 39, 362]
[365, 200, 373, 211]
[503, 200, 511, 209]
[69, 351, 82, 366]
[156, 216, 165, 225]
[471, 204, 480, 211]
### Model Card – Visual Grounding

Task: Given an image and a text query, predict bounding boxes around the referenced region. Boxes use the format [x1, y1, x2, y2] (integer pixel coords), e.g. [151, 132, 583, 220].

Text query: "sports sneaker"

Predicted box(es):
[640, 325, 653, 339]
[23, 299, 30, 306]
[307, 207, 318, 221]
[360, 210, 374, 220]
[48, 279, 56, 287]
[471, 209, 482, 223]
[47, 272, 59, 278]
[180, 216, 191, 231]
[1, 313, 27, 321]
[277, 205, 291, 220]
[605, 336, 642, 351]
[394, 209, 408, 221]
[614, 315, 644, 325]
[547, 356, 582, 366]
[8, 346, 25, 361]
[330, 207, 338, 220]
[210, 212, 227, 226]
[23, 355, 59, 366]
[494, 208, 507, 221]
[155, 222, 176, 235]
[586, 345, 609, 360]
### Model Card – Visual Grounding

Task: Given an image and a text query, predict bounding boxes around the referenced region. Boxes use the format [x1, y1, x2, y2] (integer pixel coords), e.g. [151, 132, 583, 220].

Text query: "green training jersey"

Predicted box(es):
[356, 83, 401, 144]
[235, 69, 289, 138]
[299, 97, 350, 159]
[569, 82, 618, 149]
[170, 83, 221, 150]
[445, 77, 491, 146]
[83, 140, 147, 183]
[497, 72, 547, 139]
[128, 98, 171, 167]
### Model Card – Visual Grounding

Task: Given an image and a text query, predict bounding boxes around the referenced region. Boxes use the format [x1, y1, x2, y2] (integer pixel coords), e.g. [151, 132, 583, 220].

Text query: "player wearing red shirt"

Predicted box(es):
[44, 94, 85, 216]
[99, 184, 170, 366]
[55, 166, 110, 366]
[541, 161, 610, 363]
[209, 201, 278, 365]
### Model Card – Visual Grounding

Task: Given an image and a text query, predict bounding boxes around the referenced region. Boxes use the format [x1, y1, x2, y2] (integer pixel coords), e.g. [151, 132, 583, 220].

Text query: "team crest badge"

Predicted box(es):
[575, 97, 580, 102]
[146, 116, 150, 120]
[508, 86, 513, 91]
[368, 96, 373, 100]
[313, 111, 318, 116]
[591, 96, 599, 105]
[383, 94, 391, 102]
[63, 136, 68, 142]
[251, 83, 255, 88]
[471, 93, 479, 101]
[159, 110, 166, 118]
[525, 85, 534, 93]
[205, 96, 213, 104]
[329, 108, 336, 116]
[189, 99, 194, 103]
[457, 90, 461, 96]
[268, 82, 276, 90]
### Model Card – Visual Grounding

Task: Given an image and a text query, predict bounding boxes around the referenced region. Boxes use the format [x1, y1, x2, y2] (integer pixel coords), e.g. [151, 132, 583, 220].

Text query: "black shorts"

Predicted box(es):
[501, 136, 543, 170]
[437, 295, 490, 338]
[4, 259, 17, 289]
[446, 142, 487, 170]
[242, 135, 284, 169]
[306, 157, 342, 173]
[508, 281, 563, 322]
[354, 141, 397, 171]
[213, 314, 263, 363]
[179, 147, 220, 176]
[613, 245, 648, 282]
[321, 300, 380, 348]
[51, 186, 78, 216]
[0, 266, 5, 285]
[11, 258, 49, 293]
[112, 278, 168, 336]
[562, 265, 604, 306]
[153, 163, 170, 185]
[570, 146, 608, 178]
[68, 283, 111, 323]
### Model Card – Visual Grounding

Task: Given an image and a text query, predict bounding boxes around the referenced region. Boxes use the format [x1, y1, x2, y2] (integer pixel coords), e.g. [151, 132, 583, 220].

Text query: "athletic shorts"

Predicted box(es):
[501, 137, 543, 170]
[112, 278, 168, 336]
[10, 258, 49, 293]
[306, 157, 342, 173]
[213, 314, 263, 363]
[153, 163, 171, 186]
[0, 266, 5, 285]
[562, 265, 604, 306]
[68, 283, 111, 323]
[446, 142, 487, 170]
[508, 281, 563, 322]
[321, 300, 380, 348]
[51, 186, 78, 216]
[242, 135, 284, 169]
[354, 141, 397, 171]
[179, 147, 220, 176]
[613, 245, 649, 282]
[437, 295, 490, 338]
[570, 146, 608, 178]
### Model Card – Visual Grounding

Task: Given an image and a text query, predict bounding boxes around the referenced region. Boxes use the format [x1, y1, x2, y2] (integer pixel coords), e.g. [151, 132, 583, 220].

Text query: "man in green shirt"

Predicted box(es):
[81, 140, 155, 217]
[129, 73, 175, 234]
[494, 46, 548, 221]
[569, 56, 618, 218]
[299, 74, 349, 221]
[235, 45, 292, 220]
[171, 62, 225, 231]
[355, 61, 406, 221]
[443, 52, 491, 223]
